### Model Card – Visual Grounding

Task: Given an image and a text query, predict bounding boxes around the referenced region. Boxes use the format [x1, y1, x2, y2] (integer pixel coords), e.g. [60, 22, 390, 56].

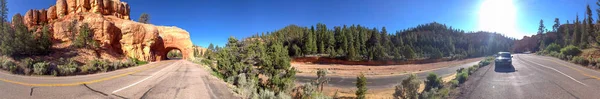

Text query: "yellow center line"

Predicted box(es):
[0, 62, 167, 87]
[538, 57, 600, 80]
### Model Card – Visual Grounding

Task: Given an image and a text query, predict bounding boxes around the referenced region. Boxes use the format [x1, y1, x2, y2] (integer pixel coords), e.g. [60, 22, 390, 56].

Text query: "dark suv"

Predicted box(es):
[495, 52, 512, 66]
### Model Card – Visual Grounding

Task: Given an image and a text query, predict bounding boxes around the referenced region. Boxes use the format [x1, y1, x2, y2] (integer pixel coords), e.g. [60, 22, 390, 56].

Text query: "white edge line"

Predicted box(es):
[112, 62, 177, 93]
[521, 57, 588, 86]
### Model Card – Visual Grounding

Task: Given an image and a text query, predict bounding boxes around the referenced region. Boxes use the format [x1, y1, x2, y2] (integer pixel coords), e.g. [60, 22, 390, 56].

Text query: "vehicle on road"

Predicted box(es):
[495, 52, 512, 66]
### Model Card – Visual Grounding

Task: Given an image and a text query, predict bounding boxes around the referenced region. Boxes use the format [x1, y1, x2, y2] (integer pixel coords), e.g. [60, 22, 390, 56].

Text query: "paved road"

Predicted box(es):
[296, 60, 480, 89]
[459, 54, 600, 99]
[0, 60, 237, 99]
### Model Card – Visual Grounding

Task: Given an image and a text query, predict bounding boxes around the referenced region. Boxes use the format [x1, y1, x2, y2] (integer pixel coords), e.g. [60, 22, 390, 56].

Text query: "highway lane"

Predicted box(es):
[0, 60, 237, 99]
[459, 54, 600, 99]
[296, 60, 481, 89]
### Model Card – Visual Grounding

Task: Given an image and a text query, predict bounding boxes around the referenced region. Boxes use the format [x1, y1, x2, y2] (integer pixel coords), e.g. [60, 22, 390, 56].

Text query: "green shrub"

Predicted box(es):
[545, 43, 561, 53]
[111, 61, 123, 70]
[123, 58, 136, 67]
[395, 74, 420, 99]
[33, 62, 50, 75]
[468, 66, 477, 75]
[21, 58, 35, 69]
[1, 59, 17, 73]
[561, 45, 582, 56]
[259, 89, 276, 99]
[456, 68, 469, 84]
[571, 56, 589, 66]
[130, 57, 148, 65]
[356, 73, 368, 99]
[449, 80, 459, 87]
[1, 58, 14, 70]
[21, 58, 36, 75]
[57, 64, 77, 76]
[425, 73, 443, 91]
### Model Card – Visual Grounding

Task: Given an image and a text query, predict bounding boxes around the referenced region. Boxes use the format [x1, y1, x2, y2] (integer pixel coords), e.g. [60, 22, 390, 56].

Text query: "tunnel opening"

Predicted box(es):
[166, 48, 183, 60]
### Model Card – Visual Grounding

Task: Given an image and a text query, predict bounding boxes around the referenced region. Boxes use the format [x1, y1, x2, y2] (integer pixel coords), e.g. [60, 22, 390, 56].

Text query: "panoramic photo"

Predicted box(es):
[1, 0, 600, 99]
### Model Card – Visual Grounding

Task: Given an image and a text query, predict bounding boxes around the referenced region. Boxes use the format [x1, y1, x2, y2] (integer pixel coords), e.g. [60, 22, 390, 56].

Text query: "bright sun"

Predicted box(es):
[479, 0, 520, 38]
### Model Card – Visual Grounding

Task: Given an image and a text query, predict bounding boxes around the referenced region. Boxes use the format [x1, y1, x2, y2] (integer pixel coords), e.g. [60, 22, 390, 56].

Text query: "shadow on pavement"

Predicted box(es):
[494, 64, 516, 73]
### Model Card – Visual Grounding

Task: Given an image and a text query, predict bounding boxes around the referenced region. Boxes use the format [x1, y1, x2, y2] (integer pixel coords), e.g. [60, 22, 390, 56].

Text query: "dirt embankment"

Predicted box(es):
[293, 57, 483, 77]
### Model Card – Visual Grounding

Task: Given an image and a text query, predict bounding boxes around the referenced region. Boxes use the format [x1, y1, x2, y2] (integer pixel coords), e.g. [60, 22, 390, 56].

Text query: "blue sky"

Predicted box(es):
[7, 0, 600, 47]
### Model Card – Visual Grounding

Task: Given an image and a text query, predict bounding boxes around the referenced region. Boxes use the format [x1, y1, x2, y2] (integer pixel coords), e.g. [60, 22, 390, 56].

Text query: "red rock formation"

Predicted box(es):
[23, 0, 194, 61]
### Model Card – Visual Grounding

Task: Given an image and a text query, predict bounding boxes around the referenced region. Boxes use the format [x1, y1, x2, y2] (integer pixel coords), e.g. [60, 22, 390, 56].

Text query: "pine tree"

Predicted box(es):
[139, 13, 150, 24]
[303, 27, 317, 55]
[565, 20, 571, 45]
[316, 23, 327, 53]
[574, 15, 581, 45]
[553, 18, 560, 32]
[0, 0, 10, 55]
[538, 19, 547, 50]
[582, 18, 589, 48]
[586, 4, 595, 45]
[208, 43, 215, 51]
[356, 73, 367, 99]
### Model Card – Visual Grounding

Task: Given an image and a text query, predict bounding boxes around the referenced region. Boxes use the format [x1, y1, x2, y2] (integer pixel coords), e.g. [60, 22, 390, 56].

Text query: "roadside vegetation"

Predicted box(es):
[392, 57, 493, 99]
[519, 1, 600, 69]
[537, 43, 599, 68]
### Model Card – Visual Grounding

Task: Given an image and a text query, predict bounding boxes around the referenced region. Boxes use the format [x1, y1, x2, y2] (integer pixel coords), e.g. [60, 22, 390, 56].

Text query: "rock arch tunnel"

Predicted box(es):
[150, 27, 194, 61]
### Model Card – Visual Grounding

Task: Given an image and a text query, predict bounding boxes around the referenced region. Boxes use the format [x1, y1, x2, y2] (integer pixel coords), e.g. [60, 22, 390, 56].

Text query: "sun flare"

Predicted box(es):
[478, 0, 520, 38]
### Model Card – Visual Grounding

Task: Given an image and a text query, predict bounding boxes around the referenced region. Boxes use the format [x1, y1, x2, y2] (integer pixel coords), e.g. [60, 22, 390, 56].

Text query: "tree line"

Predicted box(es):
[537, 0, 600, 51]
[0, 0, 52, 57]
[229, 22, 514, 62]
[200, 22, 514, 98]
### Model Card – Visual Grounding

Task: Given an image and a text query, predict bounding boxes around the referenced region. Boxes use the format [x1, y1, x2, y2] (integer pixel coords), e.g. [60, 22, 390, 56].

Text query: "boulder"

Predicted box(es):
[56, 0, 67, 18]
[47, 6, 57, 21]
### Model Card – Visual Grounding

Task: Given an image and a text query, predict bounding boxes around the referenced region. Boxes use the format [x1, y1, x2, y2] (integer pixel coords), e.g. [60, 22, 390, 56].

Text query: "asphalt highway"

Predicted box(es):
[0, 60, 236, 99]
[459, 54, 600, 99]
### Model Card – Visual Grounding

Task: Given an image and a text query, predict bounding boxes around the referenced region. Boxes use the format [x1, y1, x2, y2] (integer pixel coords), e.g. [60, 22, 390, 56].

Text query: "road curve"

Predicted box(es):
[459, 54, 600, 99]
[0, 60, 237, 99]
[296, 60, 480, 89]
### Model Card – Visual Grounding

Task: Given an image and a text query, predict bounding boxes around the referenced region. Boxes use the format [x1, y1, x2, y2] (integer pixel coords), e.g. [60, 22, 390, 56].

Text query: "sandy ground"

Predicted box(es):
[293, 57, 483, 77]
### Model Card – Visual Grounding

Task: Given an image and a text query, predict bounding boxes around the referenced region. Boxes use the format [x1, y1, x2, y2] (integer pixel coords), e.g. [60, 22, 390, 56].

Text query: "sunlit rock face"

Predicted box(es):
[21, 0, 194, 61]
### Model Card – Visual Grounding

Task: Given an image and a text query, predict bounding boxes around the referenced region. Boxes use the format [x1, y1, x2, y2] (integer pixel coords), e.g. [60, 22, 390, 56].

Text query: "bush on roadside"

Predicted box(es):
[1, 59, 17, 73]
[130, 57, 148, 65]
[425, 73, 443, 91]
[468, 66, 477, 75]
[425, 87, 450, 99]
[561, 45, 582, 56]
[394, 73, 420, 99]
[21, 58, 36, 75]
[571, 56, 589, 66]
[545, 43, 561, 53]
[449, 79, 459, 87]
[455, 68, 469, 84]
[57, 64, 77, 76]
[33, 62, 50, 75]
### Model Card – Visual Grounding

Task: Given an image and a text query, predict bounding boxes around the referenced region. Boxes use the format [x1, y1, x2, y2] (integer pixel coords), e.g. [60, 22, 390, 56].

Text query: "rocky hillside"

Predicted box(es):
[21, 0, 194, 62]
